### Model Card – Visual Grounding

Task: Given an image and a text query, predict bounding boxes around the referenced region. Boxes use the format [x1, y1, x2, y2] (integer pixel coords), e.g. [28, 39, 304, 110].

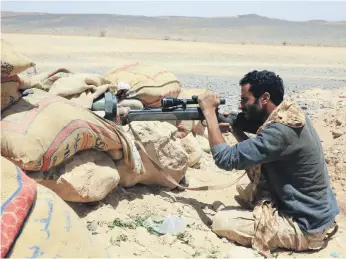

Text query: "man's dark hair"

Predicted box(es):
[239, 70, 284, 106]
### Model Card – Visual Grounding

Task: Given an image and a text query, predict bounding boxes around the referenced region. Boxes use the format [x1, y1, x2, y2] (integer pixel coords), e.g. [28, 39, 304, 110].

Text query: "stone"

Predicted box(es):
[336, 118, 344, 126]
[332, 130, 344, 139]
[87, 220, 98, 232]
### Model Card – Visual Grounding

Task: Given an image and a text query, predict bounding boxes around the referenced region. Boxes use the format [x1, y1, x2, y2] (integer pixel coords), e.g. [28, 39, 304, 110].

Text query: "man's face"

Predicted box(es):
[239, 83, 266, 121]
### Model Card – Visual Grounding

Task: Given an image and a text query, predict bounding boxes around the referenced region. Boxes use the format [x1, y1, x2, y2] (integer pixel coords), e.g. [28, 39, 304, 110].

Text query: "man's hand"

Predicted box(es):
[198, 91, 225, 148]
[197, 91, 221, 114]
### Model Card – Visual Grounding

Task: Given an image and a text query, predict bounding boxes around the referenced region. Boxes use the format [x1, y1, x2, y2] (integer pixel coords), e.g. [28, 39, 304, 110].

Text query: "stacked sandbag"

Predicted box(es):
[26, 68, 117, 109]
[116, 121, 189, 189]
[1, 39, 35, 110]
[28, 150, 121, 202]
[1, 88, 140, 202]
[104, 62, 181, 108]
[1, 88, 126, 170]
[180, 132, 204, 167]
[1, 156, 109, 258]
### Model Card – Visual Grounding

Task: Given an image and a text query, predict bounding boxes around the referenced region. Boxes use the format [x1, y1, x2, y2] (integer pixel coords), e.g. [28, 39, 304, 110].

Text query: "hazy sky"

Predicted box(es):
[2, 1, 346, 22]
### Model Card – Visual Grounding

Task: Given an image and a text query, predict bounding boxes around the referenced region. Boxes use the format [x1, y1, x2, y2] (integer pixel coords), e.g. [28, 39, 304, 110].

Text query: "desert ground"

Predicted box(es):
[2, 32, 346, 258]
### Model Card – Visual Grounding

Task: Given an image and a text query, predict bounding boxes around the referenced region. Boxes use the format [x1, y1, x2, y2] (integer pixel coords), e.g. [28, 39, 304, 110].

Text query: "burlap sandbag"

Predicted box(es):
[23, 68, 116, 109]
[1, 39, 35, 77]
[1, 89, 126, 171]
[8, 187, 109, 257]
[179, 132, 203, 167]
[1, 81, 22, 111]
[1, 156, 108, 258]
[117, 121, 188, 189]
[195, 134, 211, 153]
[1, 39, 35, 111]
[104, 63, 181, 107]
[1, 156, 37, 258]
[118, 98, 144, 109]
[1, 74, 34, 111]
[28, 150, 120, 202]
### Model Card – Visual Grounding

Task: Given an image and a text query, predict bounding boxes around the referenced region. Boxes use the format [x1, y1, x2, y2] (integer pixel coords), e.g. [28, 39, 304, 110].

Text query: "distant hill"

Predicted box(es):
[2, 11, 346, 46]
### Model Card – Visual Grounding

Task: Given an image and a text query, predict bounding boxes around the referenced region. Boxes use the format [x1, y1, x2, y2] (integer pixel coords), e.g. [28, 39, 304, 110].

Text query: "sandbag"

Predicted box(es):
[104, 63, 181, 107]
[118, 98, 144, 109]
[117, 121, 188, 189]
[1, 81, 22, 110]
[174, 87, 209, 138]
[1, 39, 35, 77]
[195, 134, 211, 153]
[180, 132, 203, 167]
[1, 74, 34, 111]
[1, 40, 35, 111]
[1, 89, 128, 171]
[6, 182, 109, 258]
[1, 156, 37, 258]
[115, 159, 143, 188]
[24, 68, 116, 109]
[28, 150, 120, 202]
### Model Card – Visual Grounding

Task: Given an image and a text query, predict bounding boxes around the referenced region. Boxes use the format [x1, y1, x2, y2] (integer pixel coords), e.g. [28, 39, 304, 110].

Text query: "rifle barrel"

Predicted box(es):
[126, 107, 237, 125]
[127, 107, 204, 122]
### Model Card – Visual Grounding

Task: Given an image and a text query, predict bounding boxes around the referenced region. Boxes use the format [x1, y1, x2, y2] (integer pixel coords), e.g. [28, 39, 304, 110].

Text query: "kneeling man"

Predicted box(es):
[198, 70, 339, 256]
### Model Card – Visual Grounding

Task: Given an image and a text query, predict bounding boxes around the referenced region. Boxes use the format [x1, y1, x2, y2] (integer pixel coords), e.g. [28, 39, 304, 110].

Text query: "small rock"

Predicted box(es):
[336, 118, 344, 126]
[332, 130, 344, 139]
[87, 220, 98, 232]
[192, 162, 201, 169]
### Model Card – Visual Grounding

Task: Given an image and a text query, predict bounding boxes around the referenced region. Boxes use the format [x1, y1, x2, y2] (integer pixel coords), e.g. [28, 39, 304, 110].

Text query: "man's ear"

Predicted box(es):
[262, 92, 270, 104]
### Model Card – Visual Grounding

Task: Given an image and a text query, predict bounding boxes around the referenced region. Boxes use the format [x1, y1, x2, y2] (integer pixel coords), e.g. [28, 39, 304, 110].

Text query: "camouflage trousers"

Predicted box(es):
[211, 179, 338, 256]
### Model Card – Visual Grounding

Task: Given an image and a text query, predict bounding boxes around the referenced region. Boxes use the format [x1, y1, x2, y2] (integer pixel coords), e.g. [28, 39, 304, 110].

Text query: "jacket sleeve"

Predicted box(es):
[210, 124, 290, 171]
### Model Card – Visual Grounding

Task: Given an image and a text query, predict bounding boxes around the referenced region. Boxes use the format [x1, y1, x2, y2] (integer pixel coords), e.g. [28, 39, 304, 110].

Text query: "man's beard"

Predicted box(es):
[243, 101, 266, 123]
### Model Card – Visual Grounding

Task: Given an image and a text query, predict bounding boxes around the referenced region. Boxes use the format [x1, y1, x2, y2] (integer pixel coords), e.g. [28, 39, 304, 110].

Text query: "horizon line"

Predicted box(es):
[2, 10, 346, 23]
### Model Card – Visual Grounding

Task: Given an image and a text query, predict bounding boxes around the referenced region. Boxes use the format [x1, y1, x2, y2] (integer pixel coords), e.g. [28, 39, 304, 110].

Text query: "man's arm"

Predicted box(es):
[210, 125, 289, 171]
[198, 91, 288, 171]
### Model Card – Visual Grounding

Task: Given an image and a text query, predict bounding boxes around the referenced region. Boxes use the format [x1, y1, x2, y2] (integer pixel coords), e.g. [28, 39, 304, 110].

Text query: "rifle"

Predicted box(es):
[91, 92, 237, 127]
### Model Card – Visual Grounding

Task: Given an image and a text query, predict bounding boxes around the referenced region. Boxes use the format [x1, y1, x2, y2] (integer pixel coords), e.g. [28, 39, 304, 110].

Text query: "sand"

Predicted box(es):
[2, 33, 346, 258]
